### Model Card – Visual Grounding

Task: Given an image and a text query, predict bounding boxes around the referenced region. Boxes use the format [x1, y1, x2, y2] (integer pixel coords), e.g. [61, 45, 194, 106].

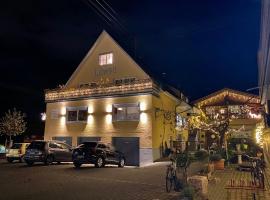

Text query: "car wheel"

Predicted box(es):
[19, 156, 24, 163]
[118, 158, 125, 168]
[74, 162, 82, 168]
[7, 158, 13, 163]
[95, 157, 104, 168]
[45, 155, 54, 165]
[26, 160, 34, 166]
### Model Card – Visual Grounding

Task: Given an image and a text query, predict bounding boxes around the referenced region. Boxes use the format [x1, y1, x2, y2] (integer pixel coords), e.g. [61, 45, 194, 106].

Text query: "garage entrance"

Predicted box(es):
[52, 137, 72, 146]
[112, 137, 139, 166]
[77, 137, 101, 145]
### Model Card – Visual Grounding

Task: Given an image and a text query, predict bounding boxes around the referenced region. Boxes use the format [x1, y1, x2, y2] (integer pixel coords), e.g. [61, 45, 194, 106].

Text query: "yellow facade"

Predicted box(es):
[44, 31, 184, 165]
[45, 94, 153, 148]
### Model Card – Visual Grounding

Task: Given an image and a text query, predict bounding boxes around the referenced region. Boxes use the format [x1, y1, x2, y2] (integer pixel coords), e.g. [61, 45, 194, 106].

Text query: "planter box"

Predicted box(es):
[213, 159, 225, 170]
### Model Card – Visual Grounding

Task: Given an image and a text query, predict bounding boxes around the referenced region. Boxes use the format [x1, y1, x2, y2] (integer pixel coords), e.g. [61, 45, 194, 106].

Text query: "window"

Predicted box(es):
[78, 109, 88, 121]
[229, 105, 241, 114]
[67, 107, 88, 122]
[49, 143, 59, 149]
[57, 143, 71, 150]
[112, 103, 140, 121]
[99, 53, 113, 66]
[97, 144, 107, 149]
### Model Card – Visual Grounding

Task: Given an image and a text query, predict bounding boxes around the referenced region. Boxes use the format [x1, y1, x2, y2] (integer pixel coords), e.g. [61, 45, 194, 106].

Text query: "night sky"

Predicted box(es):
[0, 0, 261, 135]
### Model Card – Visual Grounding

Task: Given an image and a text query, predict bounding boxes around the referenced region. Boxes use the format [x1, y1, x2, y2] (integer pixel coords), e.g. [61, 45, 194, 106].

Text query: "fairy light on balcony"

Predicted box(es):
[45, 79, 154, 102]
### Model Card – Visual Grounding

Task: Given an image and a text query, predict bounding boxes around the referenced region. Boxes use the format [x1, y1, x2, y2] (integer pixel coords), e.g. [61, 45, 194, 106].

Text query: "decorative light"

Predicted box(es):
[87, 115, 94, 124]
[88, 106, 94, 114]
[140, 102, 147, 111]
[60, 116, 66, 125]
[248, 112, 262, 119]
[106, 105, 112, 113]
[61, 107, 66, 115]
[45, 79, 153, 102]
[106, 114, 112, 124]
[41, 113, 46, 121]
[140, 113, 147, 123]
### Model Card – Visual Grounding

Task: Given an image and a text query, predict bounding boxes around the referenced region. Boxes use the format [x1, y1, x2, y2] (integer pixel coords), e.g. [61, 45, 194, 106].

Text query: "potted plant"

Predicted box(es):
[210, 154, 225, 170]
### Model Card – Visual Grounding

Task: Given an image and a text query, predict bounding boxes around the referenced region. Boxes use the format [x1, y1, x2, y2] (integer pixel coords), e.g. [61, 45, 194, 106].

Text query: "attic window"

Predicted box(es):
[99, 53, 113, 66]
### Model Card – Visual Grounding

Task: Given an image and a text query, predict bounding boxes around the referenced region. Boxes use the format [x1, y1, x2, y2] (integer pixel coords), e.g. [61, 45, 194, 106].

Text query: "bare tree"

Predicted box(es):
[0, 108, 27, 147]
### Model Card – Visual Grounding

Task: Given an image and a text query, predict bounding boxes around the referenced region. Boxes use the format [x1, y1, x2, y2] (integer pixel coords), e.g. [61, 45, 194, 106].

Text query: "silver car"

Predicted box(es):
[24, 140, 73, 166]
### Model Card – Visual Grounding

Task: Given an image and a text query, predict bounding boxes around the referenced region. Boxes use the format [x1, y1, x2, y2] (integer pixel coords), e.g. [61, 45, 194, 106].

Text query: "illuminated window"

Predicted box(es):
[228, 105, 241, 114]
[99, 53, 113, 66]
[112, 103, 140, 121]
[67, 107, 88, 122]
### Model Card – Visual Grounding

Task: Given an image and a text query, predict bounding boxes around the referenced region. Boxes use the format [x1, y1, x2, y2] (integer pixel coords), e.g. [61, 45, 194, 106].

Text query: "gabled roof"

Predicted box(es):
[193, 88, 260, 107]
[62, 30, 186, 101]
[65, 30, 149, 88]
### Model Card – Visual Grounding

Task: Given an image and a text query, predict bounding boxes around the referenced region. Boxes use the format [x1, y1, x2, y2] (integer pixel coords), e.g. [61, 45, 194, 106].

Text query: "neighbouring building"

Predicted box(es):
[258, 0, 270, 136]
[193, 88, 264, 149]
[44, 30, 189, 166]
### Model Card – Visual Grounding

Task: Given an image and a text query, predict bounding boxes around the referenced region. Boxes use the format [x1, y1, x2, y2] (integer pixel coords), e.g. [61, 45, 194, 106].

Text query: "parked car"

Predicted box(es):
[0, 144, 6, 159]
[24, 140, 73, 166]
[72, 142, 125, 168]
[6, 143, 30, 163]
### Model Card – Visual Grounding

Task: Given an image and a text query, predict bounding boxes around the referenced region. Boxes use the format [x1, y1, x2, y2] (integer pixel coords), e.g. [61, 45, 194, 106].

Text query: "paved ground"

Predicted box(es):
[1, 160, 270, 200]
[0, 160, 179, 200]
[208, 165, 270, 200]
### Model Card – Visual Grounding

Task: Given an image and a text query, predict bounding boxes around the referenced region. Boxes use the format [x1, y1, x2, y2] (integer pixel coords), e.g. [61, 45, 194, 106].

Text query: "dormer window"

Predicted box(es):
[99, 52, 113, 66]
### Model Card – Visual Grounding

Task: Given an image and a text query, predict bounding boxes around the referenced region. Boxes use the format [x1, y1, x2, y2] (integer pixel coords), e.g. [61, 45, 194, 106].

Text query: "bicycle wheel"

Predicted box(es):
[166, 167, 173, 192]
[258, 172, 265, 189]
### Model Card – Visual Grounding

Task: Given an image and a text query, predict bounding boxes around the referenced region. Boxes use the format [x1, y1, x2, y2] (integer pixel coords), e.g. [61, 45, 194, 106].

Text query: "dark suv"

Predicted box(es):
[24, 140, 73, 166]
[72, 142, 125, 168]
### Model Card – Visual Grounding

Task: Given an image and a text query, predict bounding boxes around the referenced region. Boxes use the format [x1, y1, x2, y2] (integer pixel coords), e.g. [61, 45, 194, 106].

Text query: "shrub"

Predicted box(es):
[209, 154, 222, 162]
[194, 150, 209, 161]
[183, 185, 195, 200]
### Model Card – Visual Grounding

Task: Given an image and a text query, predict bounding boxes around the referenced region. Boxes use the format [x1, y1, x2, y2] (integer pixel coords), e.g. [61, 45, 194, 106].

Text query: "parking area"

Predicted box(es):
[0, 160, 179, 200]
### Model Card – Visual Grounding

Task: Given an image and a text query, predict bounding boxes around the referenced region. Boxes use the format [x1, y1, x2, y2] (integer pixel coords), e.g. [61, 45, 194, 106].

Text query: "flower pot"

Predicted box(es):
[213, 159, 225, 170]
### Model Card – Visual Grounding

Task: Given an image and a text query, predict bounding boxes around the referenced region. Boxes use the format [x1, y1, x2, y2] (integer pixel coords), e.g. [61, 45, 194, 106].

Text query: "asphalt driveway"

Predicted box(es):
[0, 160, 179, 200]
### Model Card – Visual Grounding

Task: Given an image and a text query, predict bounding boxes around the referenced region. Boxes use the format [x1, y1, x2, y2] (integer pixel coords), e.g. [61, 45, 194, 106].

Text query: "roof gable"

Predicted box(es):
[193, 88, 260, 107]
[65, 30, 150, 88]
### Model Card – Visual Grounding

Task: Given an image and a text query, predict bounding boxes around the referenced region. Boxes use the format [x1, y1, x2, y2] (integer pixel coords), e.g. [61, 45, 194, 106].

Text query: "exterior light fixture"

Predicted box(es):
[41, 113, 46, 121]
[140, 113, 147, 123]
[106, 105, 112, 113]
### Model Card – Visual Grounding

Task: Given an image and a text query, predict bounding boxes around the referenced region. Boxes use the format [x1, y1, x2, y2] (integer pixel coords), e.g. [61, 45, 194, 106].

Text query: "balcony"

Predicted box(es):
[45, 79, 158, 102]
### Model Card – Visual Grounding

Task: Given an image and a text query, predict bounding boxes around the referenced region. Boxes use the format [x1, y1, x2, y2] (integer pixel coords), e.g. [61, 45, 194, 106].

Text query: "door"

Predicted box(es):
[77, 137, 101, 145]
[57, 143, 72, 162]
[112, 137, 139, 166]
[48, 142, 62, 161]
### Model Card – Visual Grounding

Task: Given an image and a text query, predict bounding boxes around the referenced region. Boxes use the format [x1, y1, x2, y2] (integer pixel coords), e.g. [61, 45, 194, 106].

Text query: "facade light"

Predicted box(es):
[41, 113, 46, 121]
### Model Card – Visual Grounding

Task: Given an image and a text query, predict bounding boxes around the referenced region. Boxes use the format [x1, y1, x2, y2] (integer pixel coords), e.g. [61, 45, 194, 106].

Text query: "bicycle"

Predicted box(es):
[250, 158, 265, 189]
[245, 155, 265, 189]
[166, 159, 178, 192]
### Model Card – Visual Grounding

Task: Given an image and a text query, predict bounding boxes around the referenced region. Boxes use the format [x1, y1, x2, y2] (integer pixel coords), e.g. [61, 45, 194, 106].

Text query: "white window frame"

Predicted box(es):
[112, 103, 140, 122]
[99, 52, 113, 66]
[66, 106, 88, 123]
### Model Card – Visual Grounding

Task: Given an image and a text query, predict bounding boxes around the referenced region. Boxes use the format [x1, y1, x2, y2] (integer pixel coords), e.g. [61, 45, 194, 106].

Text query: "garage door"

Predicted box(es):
[77, 137, 101, 145]
[112, 137, 139, 166]
[52, 137, 72, 146]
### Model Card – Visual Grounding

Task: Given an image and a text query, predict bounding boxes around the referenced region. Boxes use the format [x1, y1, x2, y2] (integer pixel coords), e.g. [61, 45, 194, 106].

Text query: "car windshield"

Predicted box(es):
[11, 144, 22, 149]
[28, 142, 45, 150]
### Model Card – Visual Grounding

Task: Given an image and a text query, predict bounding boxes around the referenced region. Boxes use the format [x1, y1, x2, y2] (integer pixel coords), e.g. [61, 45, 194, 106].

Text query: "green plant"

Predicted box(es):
[209, 154, 222, 162]
[194, 150, 209, 161]
[183, 185, 195, 200]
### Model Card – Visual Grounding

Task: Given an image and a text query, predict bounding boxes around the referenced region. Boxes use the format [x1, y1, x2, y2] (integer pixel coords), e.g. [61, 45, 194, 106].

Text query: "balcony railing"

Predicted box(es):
[45, 79, 157, 102]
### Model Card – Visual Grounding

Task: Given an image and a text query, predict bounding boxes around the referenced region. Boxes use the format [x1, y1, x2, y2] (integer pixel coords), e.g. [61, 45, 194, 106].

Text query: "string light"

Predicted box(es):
[45, 79, 153, 102]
